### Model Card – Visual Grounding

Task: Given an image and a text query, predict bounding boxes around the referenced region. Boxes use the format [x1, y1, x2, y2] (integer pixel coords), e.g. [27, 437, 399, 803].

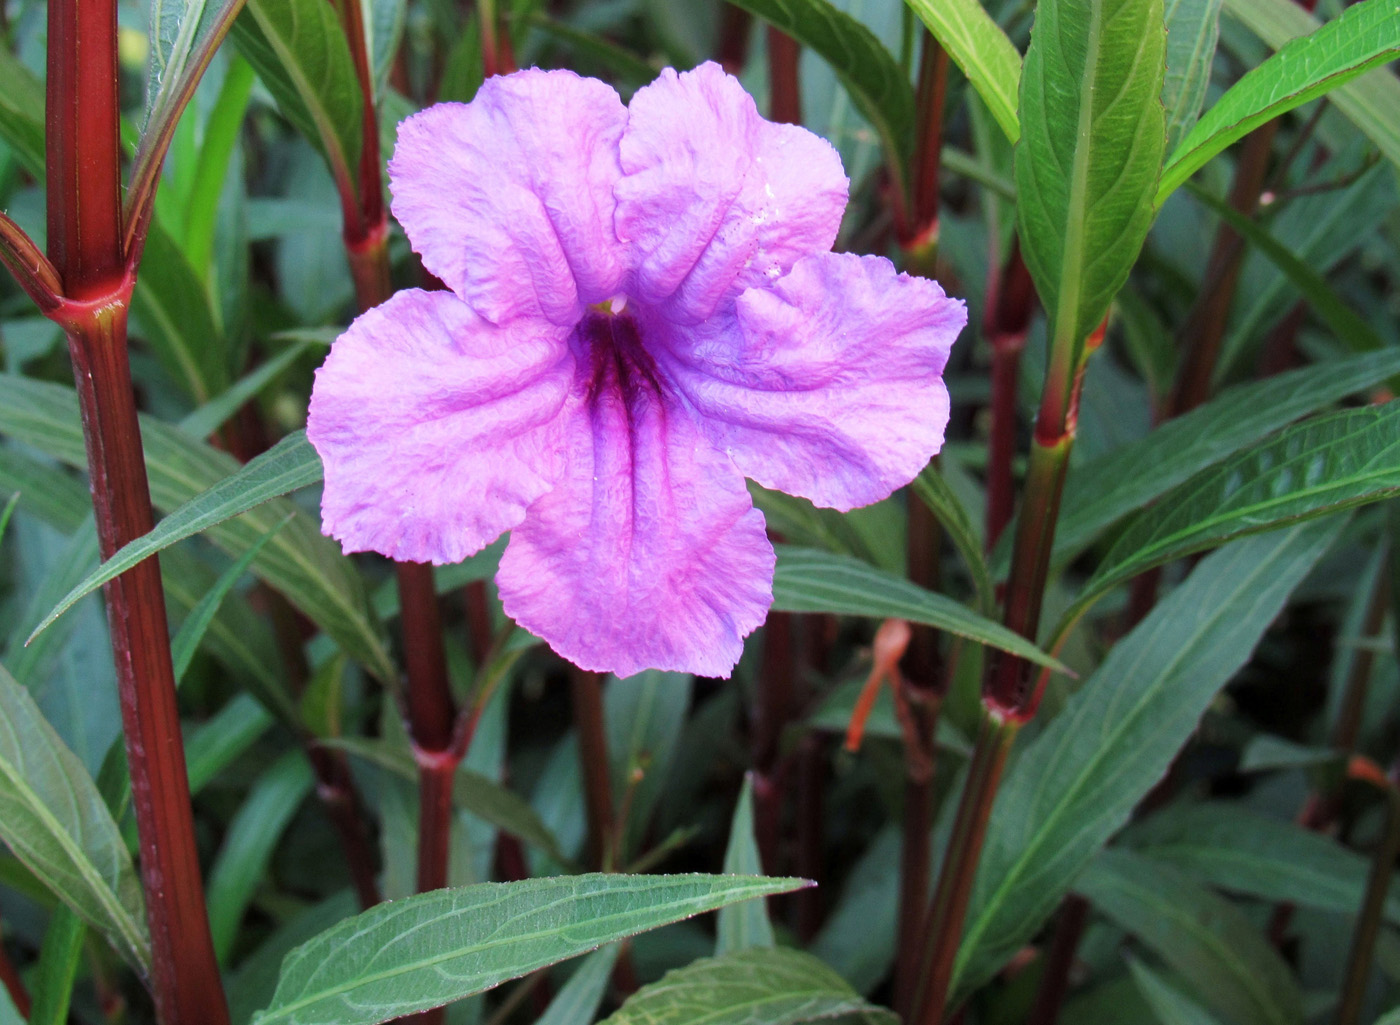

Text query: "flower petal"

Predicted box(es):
[497, 369, 773, 679]
[616, 61, 848, 324]
[308, 289, 574, 564]
[659, 252, 967, 511]
[390, 70, 628, 326]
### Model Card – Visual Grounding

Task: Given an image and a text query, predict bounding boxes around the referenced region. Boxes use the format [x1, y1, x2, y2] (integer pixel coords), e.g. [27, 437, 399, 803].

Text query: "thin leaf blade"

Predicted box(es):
[903, 0, 1023, 143]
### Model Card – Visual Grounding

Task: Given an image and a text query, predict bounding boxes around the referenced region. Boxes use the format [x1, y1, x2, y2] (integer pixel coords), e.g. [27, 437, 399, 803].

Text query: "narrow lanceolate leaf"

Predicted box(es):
[0, 377, 393, 682]
[1125, 802, 1400, 924]
[772, 546, 1067, 674]
[1052, 348, 1400, 565]
[0, 663, 150, 974]
[0, 46, 46, 177]
[233, 0, 364, 195]
[722, 0, 915, 175]
[952, 521, 1341, 999]
[1016, 0, 1166, 359]
[716, 775, 774, 955]
[30, 431, 323, 644]
[535, 945, 621, 1025]
[251, 874, 808, 1025]
[1159, 0, 1400, 203]
[1224, 0, 1400, 172]
[1078, 850, 1303, 1025]
[1081, 403, 1400, 602]
[1162, 0, 1224, 152]
[129, 0, 249, 251]
[1129, 958, 1228, 1025]
[600, 948, 897, 1025]
[179, 338, 315, 442]
[911, 463, 994, 616]
[904, 0, 1023, 143]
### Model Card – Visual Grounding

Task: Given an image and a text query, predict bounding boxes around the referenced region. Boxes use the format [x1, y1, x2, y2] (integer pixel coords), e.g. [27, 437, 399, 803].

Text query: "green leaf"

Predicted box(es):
[180, 338, 315, 442]
[1052, 348, 1400, 565]
[1015, 0, 1166, 359]
[207, 752, 315, 964]
[29, 905, 86, 1025]
[0, 46, 45, 178]
[1162, 0, 1224, 152]
[0, 493, 18, 546]
[1078, 403, 1400, 607]
[233, 0, 364, 196]
[1124, 801, 1400, 923]
[772, 546, 1067, 674]
[185, 694, 276, 796]
[1223, 0, 1400, 173]
[327, 737, 568, 863]
[601, 948, 896, 1025]
[1128, 957, 1228, 1025]
[536, 945, 620, 1025]
[0, 377, 393, 682]
[910, 463, 993, 616]
[129, 0, 250, 254]
[723, 0, 916, 181]
[1077, 849, 1302, 1025]
[953, 520, 1341, 999]
[129, 215, 228, 402]
[0, 662, 150, 973]
[251, 874, 808, 1025]
[171, 514, 292, 684]
[903, 0, 1023, 143]
[28, 430, 323, 644]
[1187, 183, 1389, 360]
[716, 774, 774, 955]
[362, 0, 405, 101]
[605, 670, 692, 859]
[1162, 0, 1400, 202]
[181, 56, 257, 277]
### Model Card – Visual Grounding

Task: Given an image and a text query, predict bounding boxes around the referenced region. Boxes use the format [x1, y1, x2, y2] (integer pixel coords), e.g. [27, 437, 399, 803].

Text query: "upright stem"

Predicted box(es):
[1336, 771, 1400, 1025]
[766, 27, 801, 125]
[1026, 895, 1090, 1025]
[984, 243, 1036, 549]
[901, 31, 948, 261]
[910, 712, 1020, 1025]
[45, 1, 228, 1021]
[571, 669, 616, 870]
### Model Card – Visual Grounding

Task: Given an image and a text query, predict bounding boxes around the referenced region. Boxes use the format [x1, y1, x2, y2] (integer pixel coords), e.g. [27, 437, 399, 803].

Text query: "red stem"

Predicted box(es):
[716, 4, 754, 74]
[766, 27, 801, 125]
[900, 31, 948, 255]
[1026, 895, 1090, 1025]
[984, 243, 1035, 549]
[571, 669, 616, 870]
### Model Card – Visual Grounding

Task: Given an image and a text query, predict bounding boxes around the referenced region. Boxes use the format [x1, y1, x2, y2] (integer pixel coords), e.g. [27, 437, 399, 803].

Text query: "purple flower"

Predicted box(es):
[307, 62, 967, 679]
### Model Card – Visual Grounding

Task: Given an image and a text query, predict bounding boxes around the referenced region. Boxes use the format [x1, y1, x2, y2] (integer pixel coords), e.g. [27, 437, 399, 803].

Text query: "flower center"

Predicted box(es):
[577, 302, 663, 408]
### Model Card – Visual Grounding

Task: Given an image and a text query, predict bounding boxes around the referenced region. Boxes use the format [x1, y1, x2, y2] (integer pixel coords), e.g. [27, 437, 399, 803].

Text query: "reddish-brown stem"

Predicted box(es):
[753, 612, 796, 873]
[893, 688, 941, 1021]
[766, 27, 801, 125]
[571, 669, 616, 870]
[462, 580, 495, 668]
[399, 562, 456, 752]
[910, 713, 1020, 1025]
[0, 210, 63, 311]
[331, 0, 384, 245]
[1337, 766, 1400, 1025]
[307, 745, 383, 907]
[984, 243, 1036, 549]
[794, 734, 825, 941]
[900, 31, 948, 257]
[478, 0, 516, 79]
[716, 4, 754, 74]
[1026, 895, 1090, 1025]
[0, 920, 30, 1019]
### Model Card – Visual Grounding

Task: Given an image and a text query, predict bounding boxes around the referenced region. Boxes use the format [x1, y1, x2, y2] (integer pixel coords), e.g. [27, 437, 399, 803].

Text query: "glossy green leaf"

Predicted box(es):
[723, 0, 916, 178]
[1052, 348, 1400, 564]
[0, 377, 393, 682]
[28, 430, 322, 644]
[233, 0, 364, 195]
[1017, 0, 1166, 368]
[171, 514, 291, 684]
[207, 752, 315, 964]
[251, 874, 808, 1025]
[1160, 0, 1400, 202]
[772, 546, 1067, 674]
[1129, 957, 1228, 1025]
[953, 520, 1341, 998]
[327, 737, 567, 863]
[903, 0, 1023, 143]
[1078, 849, 1302, 1025]
[536, 945, 621, 1025]
[0, 46, 45, 178]
[181, 56, 257, 277]
[0, 662, 150, 973]
[911, 463, 993, 616]
[1223, 0, 1400, 172]
[716, 774, 774, 955]
[601, 948, 896, 1025]
[1125, 801, 1400, 923]
[1080, 403, 1400, 604]
[1162, 0, 1224, 152]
